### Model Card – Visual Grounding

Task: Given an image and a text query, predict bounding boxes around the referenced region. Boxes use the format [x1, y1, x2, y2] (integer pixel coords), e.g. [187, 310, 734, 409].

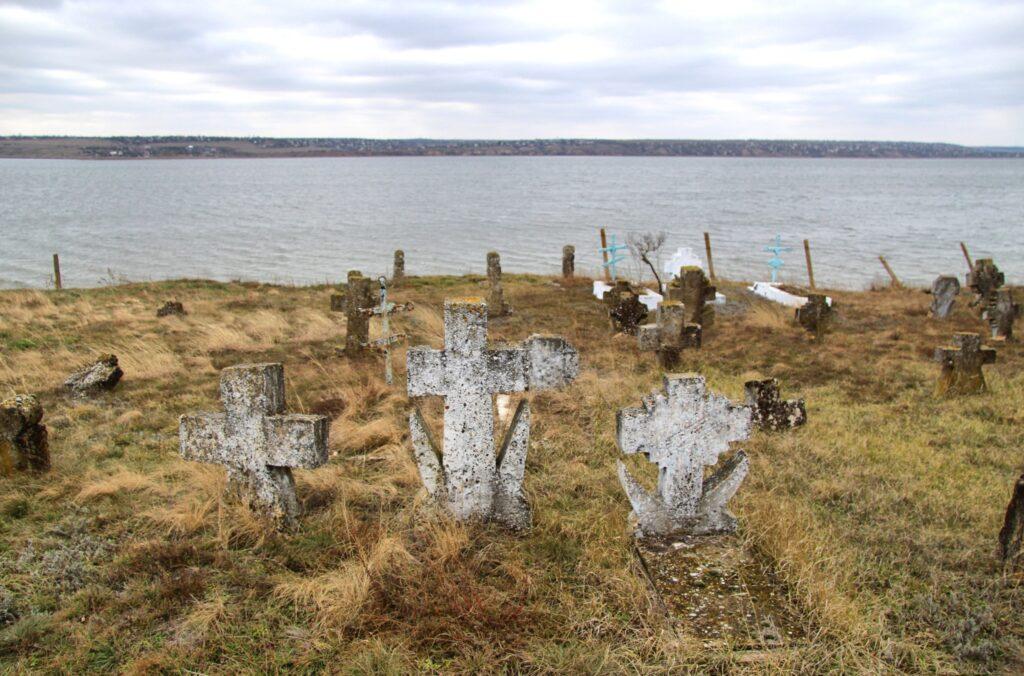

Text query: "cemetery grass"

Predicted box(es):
[1, 275, 1022, 673]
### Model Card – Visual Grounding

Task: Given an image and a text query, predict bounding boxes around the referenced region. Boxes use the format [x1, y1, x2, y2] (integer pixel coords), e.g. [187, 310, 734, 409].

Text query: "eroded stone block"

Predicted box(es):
[985, 289, 1020, 341]
[332, 270, 376, 354]
[156, 300, 186, 317]
[0, 394, 49, 475]
[64, 354, 123, 396]
[562, 245, 575, 279]
[1000, 474, 1024, 570]
[393, 250, 405, 283]
[487, 251, 510, 317]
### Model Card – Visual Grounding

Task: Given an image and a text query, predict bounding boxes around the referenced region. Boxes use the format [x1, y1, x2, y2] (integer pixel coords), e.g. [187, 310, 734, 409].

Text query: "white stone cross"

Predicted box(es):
[407, 298, 578, 529]
[179, 363, 329, 528]
[617, 374, 751, 537]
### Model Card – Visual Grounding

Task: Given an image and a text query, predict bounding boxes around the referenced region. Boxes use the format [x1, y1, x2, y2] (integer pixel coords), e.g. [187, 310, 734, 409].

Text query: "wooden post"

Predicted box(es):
[703, 232, 716, 281]
[878, 255, 902, 288]
[959, 242, 973, 270]
[599, 228, 610, 282]
[803, 239, 816, 289]
[52, 253, 62, 290]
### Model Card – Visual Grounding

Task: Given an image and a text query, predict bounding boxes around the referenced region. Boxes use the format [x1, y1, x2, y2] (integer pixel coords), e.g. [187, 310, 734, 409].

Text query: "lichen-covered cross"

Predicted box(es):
[744, 378, 806, 431]
[407, 298, 578, 529]
[934, 332, 996, 396]
[637, 301, 702, 368]
[617, 374, 751, 537]
[179, 363, 329, 528]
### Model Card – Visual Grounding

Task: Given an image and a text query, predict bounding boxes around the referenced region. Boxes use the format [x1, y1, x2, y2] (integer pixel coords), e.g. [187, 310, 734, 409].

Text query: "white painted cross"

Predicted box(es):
[179, 363, 329, 528]
[617, 374, 751, 537]
[407, 298, 578, 529]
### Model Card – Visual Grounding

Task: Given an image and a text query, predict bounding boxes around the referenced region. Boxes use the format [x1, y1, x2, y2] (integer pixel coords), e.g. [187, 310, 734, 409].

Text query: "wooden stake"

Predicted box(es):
[703, 232, 716, 281]
[600, 228, 610, 282]
[960, 242, 973, 270]
[803, 239, 816, 289]
[878, 255, 902, 287]
[52, 253, 62, 290]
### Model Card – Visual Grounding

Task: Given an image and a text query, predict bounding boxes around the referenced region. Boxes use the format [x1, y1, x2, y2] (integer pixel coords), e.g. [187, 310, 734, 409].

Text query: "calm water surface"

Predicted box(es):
[0, 157, 1021, 289]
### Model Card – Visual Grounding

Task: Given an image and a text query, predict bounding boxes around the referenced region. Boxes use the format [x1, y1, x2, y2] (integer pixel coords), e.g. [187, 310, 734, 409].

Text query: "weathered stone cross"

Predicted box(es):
[407, 298, 578, 529]
[666, 266, 716, 329]
[179, 363, 329, 528]
[934, 332, 996, 395]
[617, 374, 751, 537]
[744, 378, 806, 431]
[604, 280, 648, 334]
[637, 301, 702, 368]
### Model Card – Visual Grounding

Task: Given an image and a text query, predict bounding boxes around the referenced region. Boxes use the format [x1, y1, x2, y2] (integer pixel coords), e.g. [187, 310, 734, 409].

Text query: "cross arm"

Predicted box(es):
[616, 403, 652, 456]
[264, 414, 329, 469]
[179, 413, 227, 464]
[407, 347, 446, 396]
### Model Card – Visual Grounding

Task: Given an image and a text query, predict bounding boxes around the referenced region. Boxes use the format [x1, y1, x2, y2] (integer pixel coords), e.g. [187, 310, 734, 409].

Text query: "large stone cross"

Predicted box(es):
[407, 298, 578, 529]
[617, 374, 751, 537]
[637, 301, 702, 368]
[934, 332, 996, 395]
[179, 363, 329, 528]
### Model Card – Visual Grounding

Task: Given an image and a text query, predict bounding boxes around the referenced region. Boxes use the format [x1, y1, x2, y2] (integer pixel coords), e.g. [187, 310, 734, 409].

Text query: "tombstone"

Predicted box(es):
[617, 374, 752, 537]
[407, 298, 578, 529]
[562, 245, 575, 279]
[999, 474, 1024, 570]
[666, 266, 715, 329]
[744, 379, 806, 431]
[984, 289, 1020, 341]
[604, 280, 649, 334]
[934, 332, 996, 396]
[967, 258, 1004, 303]
[64, 354, 123, 395]
[486, 251, 511, 317]
[179, 363, 329, 528]
[156, 300, 186, 318]
[929, 276, 960, 319]
[795, 294, 833, 336]
[0, 394, 49, 475]
[637, 301, 701, 368]
[331, 271, 376, 354]
[392, 250, 405, 284]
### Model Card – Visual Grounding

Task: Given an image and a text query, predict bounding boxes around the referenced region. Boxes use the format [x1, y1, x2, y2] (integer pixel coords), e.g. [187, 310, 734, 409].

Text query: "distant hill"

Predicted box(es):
[1, 136, 1021, 159]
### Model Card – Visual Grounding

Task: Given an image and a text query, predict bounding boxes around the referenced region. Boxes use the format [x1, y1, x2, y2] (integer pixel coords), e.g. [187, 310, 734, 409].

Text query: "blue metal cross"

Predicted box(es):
[763, 234, 793, 283]
[600, 234, 629, 282]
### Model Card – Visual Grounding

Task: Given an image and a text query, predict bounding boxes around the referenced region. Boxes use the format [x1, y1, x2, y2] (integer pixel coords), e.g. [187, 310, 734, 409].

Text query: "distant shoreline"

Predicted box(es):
[2, 136, 1022, 160]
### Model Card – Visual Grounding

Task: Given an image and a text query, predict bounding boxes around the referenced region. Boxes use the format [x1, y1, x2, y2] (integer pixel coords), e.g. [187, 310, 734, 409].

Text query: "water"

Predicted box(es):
[1, 157, 1021, 289]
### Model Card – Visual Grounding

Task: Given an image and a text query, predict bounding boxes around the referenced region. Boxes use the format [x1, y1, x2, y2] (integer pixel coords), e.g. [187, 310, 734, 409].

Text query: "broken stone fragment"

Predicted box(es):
[929, 276, 959, 319]
[984, 289, 1020, 341]
[795, 294, 833, 336]
[156, 300, 186, 317]
[63, 354, 123, 395]
[967, 258, 1004, 303]
[999, 474, 1024, 570]
[744, 379, 806, 431]
[487, 251, 511, 317]
[0, 394, 50, 475]
[934, 332, 996, 396]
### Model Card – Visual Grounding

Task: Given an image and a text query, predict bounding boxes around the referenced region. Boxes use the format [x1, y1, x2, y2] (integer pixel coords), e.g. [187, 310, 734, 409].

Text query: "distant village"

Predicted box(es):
[1, 135, 1021, 159]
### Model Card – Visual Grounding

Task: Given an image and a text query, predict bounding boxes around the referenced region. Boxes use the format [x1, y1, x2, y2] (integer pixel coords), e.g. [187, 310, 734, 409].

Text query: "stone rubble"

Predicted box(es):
[156, 300, 186, 317]
[179, 363, 329, 528]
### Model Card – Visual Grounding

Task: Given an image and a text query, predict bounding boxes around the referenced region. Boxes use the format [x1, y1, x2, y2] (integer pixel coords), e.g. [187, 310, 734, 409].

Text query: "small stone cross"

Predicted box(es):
[604, 280, 648, 334]
[796, 294, 833, 336]
[487, 251, 511, 317]
[179, 363, 329, 527]
[667, 266, 716, 329]
[617, 374, 752, 537]
[407, 298, 578, 529]
[744, 379, 806, 431]
[637, 301, 702, 368]
[934, 332, 996, 395]
[967, 258, 1004, 302]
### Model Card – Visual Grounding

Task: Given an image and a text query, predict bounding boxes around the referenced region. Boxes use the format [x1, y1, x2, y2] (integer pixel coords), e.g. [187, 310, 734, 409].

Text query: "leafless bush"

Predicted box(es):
[627, 231, 667, 291]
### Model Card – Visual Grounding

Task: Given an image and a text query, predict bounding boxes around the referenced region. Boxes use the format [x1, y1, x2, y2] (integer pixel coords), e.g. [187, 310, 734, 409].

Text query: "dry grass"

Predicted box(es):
[1, 276, 1022, 672]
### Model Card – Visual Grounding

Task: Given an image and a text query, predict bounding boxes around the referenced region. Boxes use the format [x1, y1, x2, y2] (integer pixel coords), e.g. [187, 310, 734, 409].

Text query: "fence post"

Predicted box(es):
[878, 255, 902, 288]
[703, 232, 716, 281]
[600, 228, 610, 282]
[959, 242, 973, 270]
[52, 253, 62, 290]
[803, 239, 816, 289]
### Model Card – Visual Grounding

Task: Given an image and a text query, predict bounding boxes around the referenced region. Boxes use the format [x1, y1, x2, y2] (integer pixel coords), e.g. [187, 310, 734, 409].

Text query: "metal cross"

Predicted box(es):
[763, 234, 793, 283]
[600, 234, 629, 282]
[361, 276, 412, 384]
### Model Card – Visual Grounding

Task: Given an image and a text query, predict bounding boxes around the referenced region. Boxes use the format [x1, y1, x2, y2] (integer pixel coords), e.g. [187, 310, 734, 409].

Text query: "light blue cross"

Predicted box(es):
[600, 234, 629, 282]
[763, 234, 793, 283]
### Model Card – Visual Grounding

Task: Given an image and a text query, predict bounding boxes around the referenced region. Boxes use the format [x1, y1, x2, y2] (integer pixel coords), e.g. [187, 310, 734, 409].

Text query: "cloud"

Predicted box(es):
[0, 0, 1021, 143]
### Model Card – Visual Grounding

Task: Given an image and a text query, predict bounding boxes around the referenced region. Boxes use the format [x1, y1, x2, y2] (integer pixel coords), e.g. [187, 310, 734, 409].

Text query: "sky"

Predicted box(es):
[0, 0, 1022, 144]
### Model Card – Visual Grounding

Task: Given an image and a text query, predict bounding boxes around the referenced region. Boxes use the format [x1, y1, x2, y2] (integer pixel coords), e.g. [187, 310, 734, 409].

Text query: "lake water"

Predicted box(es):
[1, 157, 1021, 290]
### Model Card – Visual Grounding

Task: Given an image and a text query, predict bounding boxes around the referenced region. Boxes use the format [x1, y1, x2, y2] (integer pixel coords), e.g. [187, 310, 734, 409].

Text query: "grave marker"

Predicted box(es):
[763, 235, 792, 283]
[744, 379, 806, 431]
[637, 301, 701, 368]
[934, 332, 996, 395]
[407, 298, 578, 529]
[930, 276, 960, 319]
[179, 363, 329, 527]
[795, 294, 833, 336]
[617, 374, 752, 537]
[599, 234, 628, 282]
[0, 394, 49, 475]
[332, 271, 377, 354]
[393, 250, 405, 283]
[666, 266, 715, 329]
[487, 251, 511, 317]
[365, 276, 413, 384]
[603, 280, 649, 334]
[986, 289, 1020, 341]
[562, 245, 575, 279]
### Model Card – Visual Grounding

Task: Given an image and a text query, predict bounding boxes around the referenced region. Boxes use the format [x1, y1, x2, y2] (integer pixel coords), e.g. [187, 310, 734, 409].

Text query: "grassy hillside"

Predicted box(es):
[1, 275, 1021, 673]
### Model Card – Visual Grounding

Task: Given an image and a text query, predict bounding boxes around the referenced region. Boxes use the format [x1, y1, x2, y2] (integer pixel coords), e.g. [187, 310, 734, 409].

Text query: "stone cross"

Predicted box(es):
[934, 332, 996, 396]
[667, 266, 715, 329]
[604, 280, 648, 334]
[0, 394, 49, 475]
[331, 270, 376, 353]
[744, 379, 806, 431]
[967, 258, 1004, 302]
[487, 251, 511, 317]
[637, 301, 702, 368]
[930, 275, 960, 319]
[407, 298, 578, 529]
[985, 289, 1020, 341]
[562, 245, 575, 279]
[617, 374, 752, 537]
[796, 294, 833, 335]
[179, 363, 329, 528]
[393, 250, 405, 284]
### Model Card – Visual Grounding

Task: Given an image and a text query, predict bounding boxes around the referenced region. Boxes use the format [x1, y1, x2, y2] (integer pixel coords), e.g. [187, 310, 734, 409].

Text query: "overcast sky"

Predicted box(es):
[0, 0, 1021, 144]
